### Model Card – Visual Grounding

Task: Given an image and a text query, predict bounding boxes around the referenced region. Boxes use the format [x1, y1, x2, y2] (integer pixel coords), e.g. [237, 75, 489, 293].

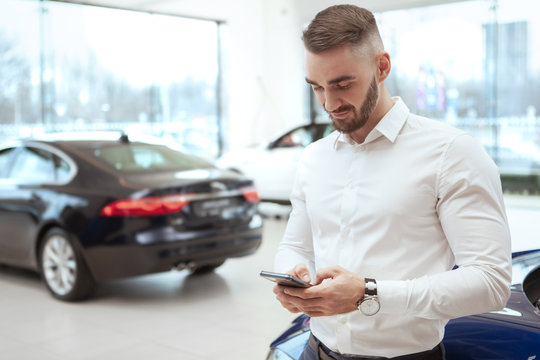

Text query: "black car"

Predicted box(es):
[0, 132, 263, 301]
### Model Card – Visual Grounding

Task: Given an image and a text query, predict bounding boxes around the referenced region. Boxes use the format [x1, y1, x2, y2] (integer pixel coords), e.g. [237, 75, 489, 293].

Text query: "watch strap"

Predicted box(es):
[364, 278, 377, 296]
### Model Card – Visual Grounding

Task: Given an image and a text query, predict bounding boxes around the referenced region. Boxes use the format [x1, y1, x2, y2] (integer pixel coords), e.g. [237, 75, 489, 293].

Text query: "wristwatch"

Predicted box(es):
[357, 278, 380, 316]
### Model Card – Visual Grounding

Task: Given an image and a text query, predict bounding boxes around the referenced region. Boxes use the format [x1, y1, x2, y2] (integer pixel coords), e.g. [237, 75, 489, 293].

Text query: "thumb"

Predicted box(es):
[314, 266, 341, 285]
[292, 264, 311, 283]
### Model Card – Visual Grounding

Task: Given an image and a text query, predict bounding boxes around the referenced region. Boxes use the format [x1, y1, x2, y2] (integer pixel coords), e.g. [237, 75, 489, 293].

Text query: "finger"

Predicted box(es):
[298, 302, 330, 317]
[283, 304, 301, 313]
[304, 310, 327, 317]
[275, 291, 303, 313]
[277, 299, 301, 314]
[292, 264, 311, 283]
[275, 284, 302, 300]
[277, 292, 332, 316]
[283, 286, 325, 301]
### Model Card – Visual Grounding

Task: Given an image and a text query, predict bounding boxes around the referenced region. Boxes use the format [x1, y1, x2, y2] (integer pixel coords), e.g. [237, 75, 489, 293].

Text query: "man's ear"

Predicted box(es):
[377, 52, 391, 82]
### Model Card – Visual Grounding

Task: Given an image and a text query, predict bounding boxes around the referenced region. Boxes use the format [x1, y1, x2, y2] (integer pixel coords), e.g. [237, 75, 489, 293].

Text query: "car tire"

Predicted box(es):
[191, 261, 225, 275]
[39, 228, 95, 301]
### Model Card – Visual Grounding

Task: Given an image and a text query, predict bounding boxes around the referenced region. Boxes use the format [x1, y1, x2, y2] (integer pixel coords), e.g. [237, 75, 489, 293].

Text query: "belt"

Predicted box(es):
[308, 334, 443, 360]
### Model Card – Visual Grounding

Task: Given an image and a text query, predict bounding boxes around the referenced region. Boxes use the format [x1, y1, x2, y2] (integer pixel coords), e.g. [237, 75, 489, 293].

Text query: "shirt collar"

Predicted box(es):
[333, 97, 409, 150]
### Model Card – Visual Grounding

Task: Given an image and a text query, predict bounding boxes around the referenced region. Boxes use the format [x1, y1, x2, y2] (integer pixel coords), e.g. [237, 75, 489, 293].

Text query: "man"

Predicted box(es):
[273, 5, 511, 360]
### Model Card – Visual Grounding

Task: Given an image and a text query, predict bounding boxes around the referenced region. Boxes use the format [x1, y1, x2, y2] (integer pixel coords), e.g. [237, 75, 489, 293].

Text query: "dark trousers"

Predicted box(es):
[299, 334, 445, 360]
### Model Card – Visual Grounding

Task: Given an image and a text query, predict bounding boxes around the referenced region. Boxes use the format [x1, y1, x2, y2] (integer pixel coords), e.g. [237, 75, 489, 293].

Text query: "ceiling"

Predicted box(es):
[55, 0, 470, 21]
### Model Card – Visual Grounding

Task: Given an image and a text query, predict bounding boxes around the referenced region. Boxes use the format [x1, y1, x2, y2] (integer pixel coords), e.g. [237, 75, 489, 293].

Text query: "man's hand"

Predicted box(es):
[273, 265, 365, 317]
[272, 264, 312, 313]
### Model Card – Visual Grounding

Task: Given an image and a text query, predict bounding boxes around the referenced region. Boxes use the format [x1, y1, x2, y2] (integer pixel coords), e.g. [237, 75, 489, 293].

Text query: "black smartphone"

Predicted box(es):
[260, 270, 312, 288]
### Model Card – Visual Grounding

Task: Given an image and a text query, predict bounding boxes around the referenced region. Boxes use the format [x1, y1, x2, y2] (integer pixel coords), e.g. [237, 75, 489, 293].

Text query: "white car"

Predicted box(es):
[216, 123, 333, 204]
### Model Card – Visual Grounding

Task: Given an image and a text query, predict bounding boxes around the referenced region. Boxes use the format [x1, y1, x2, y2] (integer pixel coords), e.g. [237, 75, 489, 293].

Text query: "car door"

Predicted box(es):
[0, 145, 55, 267]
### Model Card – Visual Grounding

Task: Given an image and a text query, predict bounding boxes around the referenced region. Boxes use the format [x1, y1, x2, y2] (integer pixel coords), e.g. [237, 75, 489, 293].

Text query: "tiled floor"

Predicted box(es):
[0, 196, 539, 360]
[0, 218, 296, 360]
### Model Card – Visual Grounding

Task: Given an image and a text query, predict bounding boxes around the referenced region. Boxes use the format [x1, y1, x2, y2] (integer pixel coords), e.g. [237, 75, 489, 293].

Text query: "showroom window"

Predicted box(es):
[309, 0, 540, 182]
[0, 0, 221, 160]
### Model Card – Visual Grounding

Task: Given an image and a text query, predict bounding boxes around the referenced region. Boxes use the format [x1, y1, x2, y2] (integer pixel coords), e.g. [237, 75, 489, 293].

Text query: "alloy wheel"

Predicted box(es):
[41, 234, 77, 296]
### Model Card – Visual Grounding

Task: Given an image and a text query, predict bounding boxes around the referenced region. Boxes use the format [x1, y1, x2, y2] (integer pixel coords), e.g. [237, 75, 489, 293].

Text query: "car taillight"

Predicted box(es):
[240, 186, 260, 203]
[101, 194, 191, 217]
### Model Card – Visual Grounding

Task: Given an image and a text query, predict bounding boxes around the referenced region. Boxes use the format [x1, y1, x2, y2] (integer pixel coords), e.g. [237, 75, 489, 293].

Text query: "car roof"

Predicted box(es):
[7, 131, 172, 150]
[28, 131, 142, 144]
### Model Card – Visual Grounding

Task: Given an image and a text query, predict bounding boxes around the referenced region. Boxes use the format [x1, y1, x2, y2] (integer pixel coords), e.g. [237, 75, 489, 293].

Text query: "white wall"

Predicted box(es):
[205, 0, 308, 151]
[257, 1, 306, 145]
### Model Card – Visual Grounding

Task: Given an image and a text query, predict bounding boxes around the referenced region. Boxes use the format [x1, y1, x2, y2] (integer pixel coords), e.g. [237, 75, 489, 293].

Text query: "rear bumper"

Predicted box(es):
[83, 215, 263, 282]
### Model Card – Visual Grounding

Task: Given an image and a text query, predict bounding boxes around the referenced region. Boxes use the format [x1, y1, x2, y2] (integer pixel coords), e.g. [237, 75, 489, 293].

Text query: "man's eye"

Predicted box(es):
[337, 83, 351, 89]
[312, 86, 323, 92]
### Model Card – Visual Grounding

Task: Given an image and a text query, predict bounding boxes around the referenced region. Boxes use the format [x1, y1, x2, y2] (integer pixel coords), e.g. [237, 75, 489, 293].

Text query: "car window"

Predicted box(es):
[512, 251, 540, 285]
[274, 128, 311, 148]
[274, 126, 319, 148]
[8, 146, 55, 183]
[92, 143, 213, 172]
[53, 153, 72, 182]
[0, 147, 16, 178]
[132, 146, 168, 169]
[273, 124, 334, 149]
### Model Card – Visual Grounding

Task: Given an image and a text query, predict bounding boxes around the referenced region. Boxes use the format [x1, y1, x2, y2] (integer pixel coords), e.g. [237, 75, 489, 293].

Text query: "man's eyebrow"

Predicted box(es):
[328, 75, 356, 85]
[305, 75, 356, 85]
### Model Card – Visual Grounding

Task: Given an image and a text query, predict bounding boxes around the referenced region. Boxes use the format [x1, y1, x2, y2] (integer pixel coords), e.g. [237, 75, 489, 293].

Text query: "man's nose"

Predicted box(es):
[324, 91, 342, 113]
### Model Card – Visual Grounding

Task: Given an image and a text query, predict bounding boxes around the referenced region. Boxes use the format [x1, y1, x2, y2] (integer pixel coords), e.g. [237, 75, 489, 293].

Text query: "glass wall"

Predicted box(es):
[0, 0, 220, 159]
[310, 0, 540, 187]
[378, 0, 540, 183]
[0, 0, 40, 134]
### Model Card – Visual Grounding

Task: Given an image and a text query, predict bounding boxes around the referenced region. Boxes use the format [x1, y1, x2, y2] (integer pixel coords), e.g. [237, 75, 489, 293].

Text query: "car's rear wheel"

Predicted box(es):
[39, 228, 95, 301]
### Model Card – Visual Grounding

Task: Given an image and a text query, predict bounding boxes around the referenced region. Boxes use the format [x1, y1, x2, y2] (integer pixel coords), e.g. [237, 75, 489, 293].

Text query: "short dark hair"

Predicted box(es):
[302, 5, 383, 53]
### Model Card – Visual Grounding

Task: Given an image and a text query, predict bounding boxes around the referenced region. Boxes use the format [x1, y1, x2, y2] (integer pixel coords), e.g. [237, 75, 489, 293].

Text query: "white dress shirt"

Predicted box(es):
[274, 97, 512, 357]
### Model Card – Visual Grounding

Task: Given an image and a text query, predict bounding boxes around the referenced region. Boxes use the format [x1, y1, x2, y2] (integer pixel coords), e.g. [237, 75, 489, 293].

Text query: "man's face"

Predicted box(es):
[305, 45, 379, 134]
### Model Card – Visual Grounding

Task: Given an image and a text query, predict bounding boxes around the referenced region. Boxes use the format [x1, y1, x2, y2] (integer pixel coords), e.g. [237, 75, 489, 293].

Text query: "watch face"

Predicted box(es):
[360, 298, 380, 316]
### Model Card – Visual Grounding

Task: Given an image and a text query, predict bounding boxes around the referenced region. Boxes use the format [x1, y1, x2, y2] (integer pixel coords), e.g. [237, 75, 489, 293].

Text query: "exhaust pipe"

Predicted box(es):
[186, 261, 197, 271]
[173, 261, 198, 272]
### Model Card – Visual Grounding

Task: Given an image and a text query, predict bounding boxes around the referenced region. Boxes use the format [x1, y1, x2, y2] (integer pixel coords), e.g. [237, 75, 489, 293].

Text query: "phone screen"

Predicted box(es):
[260, 270, 311, 288]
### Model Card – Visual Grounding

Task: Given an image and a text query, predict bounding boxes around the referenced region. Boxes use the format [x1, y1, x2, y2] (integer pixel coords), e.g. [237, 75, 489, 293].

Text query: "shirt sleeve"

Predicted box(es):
[274, 152, 316, 278]
[378, 133, 512, 319]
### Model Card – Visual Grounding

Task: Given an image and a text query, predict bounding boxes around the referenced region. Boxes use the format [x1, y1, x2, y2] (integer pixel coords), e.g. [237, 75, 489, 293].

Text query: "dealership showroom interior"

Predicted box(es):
[1, 0, 540, 359]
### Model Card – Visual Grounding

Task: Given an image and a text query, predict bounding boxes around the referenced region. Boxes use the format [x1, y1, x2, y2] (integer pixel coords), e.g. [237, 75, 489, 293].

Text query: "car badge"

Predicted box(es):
[210, 181, 227, 192]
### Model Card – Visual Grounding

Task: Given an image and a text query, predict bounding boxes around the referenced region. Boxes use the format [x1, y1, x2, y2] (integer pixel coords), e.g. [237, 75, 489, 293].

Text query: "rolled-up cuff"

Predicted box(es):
[377, 279, 409, 315]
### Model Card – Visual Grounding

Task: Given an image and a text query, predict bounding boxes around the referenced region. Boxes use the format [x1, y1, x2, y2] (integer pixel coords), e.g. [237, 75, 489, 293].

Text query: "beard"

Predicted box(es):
[328, 76, 379, 134]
